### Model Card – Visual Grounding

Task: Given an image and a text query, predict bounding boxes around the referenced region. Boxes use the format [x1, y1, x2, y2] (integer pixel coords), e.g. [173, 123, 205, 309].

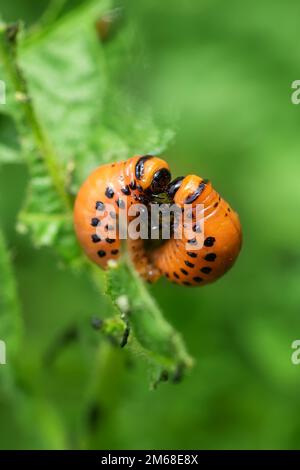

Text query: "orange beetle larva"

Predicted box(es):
[73, 155, 171, 269]
[74, 158, 242, 287]
[151, 175, 242, 286]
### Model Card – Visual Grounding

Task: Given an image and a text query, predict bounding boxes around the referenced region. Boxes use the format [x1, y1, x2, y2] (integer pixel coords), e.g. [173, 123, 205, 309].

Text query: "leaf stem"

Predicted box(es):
[106, 256, 194, 386]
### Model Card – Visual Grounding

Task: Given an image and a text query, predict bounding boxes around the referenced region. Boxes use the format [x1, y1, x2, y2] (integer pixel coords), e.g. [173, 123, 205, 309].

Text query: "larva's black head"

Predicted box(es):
[151, 168, 171, 194]
[167, 176, 185, 199]
[134, 155, 171, 194]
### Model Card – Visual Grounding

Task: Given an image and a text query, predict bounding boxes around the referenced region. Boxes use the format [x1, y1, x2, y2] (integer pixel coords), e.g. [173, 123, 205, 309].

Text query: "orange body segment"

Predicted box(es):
[73, 156, 171, 269]
[152, 175, 242, 286]
[74, 160, 242, 287]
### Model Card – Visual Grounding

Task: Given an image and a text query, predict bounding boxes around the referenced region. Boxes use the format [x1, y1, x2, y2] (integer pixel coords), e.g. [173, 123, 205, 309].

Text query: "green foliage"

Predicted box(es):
[0, 113, 21, 164]
[1, 0, 300, 451]
[0, 228, 21, 392]
[0, 228, 68, 449]
[106, 258, 193, 385]
[0, 0, 190, 402]
[20, 0, 110, 174]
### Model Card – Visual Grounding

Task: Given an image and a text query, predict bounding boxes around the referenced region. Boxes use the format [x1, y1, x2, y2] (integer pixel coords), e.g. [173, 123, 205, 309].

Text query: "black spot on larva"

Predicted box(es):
[193, 223, 201, 233]
[91, 218, 100, 227]
[97, 250, 106, 258]
[174, 272, 179, 279]
[116, 198, 125, 209]
[105, 224, 114, 231]
[228, 207, 231, 212]
[121, 185, 131, 195]
[204, 253, 216, 262]
[183, 281, 191, 286]
[110, 211, 117, 219]
[184, 260, 194, 268]
[214, 202, 219, 208]
[165, 273, 170, 278]
[136, 184, 143, 192]
[204, 236, 215, 247]
[105, 187, 114, 199]
[201, 266, 212, 274]
[180, 268, 188, 275]
[193, 277, 203, 283]
[91, 234, 101, 243]
[167, 176, 184, 199]
[188, 237, 197, 245]
[187, 251, 197, 258]
[111, 249, 119, 255]
[135, 155, 153, 180]
[95, 201, 105, 211]
[105, 238, 115, 244]
[129, 180, 136, 190]
[185, 181, 206, 204]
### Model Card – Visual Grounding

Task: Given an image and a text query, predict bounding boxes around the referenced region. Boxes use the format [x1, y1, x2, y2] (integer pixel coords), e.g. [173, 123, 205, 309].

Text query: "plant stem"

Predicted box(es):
[0, 22, 194, 387]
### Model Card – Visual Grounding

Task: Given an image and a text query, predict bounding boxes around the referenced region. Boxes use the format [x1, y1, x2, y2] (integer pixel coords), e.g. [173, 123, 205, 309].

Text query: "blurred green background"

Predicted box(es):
[1, 0, 300, 450]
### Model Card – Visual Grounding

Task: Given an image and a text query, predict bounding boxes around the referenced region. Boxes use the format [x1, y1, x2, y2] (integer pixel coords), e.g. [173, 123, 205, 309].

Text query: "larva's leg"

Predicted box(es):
[127, 238, 161, 283]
